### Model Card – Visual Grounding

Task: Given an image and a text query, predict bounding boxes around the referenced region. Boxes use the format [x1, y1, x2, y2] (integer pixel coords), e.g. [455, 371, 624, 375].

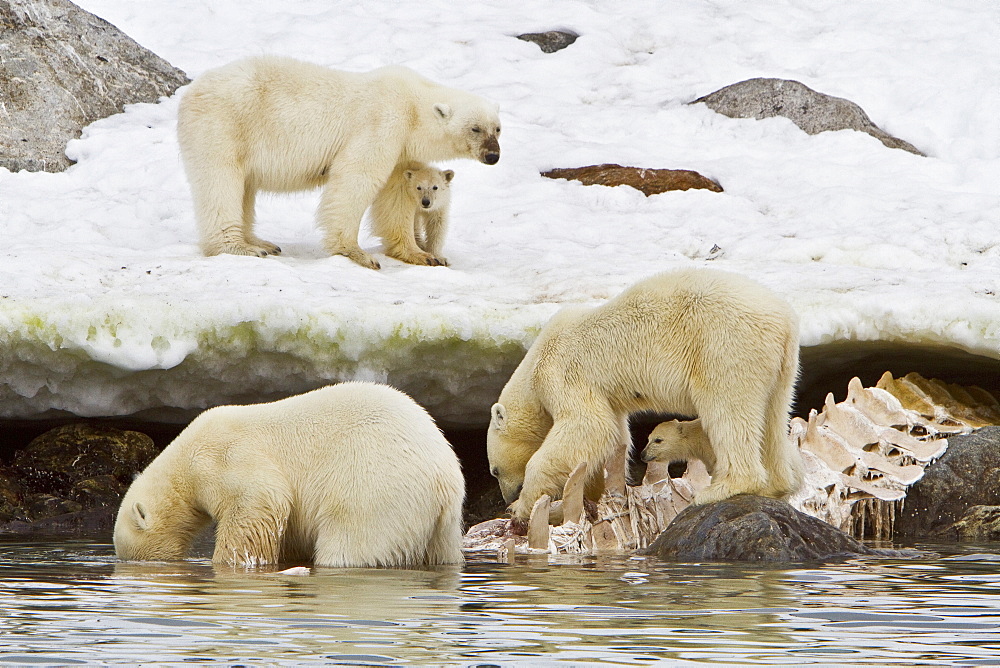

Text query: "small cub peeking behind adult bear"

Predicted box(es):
[487, 268, 803, 523]
[371, 162, 454, 266]
[176, 56, 499, 268]
[113, 382, 466, 568]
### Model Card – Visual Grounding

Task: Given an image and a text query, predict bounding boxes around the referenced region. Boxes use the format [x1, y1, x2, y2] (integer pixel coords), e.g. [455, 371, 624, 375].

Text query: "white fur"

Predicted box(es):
[370, 162, 454, 266]
[487, 268, 803, 520]
[177, 56, 500, 269]
[113, 382, 465, 568]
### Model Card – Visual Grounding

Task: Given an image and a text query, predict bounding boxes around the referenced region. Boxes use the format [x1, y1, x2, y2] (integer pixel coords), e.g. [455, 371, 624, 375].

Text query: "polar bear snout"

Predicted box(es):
[480, 135, 501, 165]
[501, 482, 522, 505]
[420, 196, 432, 208]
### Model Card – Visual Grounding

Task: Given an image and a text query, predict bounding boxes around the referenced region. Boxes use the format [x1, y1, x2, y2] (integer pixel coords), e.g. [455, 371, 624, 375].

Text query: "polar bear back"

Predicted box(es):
[527, 268, 796, 413]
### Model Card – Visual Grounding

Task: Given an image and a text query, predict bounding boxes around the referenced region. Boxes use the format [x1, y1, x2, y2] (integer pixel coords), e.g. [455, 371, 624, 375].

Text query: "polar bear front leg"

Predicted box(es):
[510, 413, 620, 522]
[420, 210, 450, 266]
[212, 488, 291, 567]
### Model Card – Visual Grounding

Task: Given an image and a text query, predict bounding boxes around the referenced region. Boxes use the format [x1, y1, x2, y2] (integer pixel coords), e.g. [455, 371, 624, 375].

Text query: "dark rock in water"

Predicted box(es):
[943, 505, 1000, 541]
[643, 495, 919, 562]
[0, 0, 190, 173]
[13, 423, 157, 493]
[542, 164, 723, 196]
[692, 78, 924, 156]
[0, 423, 157, 532]
[0, 468, 26, 522]
[895, 426, 1000, 539]
[2, 508, 117, 535]
[517, 31, 578, 53]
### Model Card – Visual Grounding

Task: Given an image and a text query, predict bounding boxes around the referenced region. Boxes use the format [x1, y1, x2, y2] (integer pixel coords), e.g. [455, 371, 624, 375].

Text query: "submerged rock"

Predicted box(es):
[542, 164, 723, 196]
[692, 78, 924, 156]
[643, 495, 918, 562]
[895, 426, 1000, 539]
[0, 0, 189, 172]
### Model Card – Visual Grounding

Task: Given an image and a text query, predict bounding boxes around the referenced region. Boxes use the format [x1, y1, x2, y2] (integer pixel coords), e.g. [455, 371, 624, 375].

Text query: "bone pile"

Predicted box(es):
[462, 372, 1000, 557]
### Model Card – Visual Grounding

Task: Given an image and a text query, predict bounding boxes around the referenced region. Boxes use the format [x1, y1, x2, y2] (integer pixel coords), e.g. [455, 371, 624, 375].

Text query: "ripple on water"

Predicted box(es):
[1, 538, 999, 664]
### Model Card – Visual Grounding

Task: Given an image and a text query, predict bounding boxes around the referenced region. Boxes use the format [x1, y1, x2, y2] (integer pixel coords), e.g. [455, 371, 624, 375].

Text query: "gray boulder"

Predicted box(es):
[693, 78, 924, 156]
[516, 31, 578, 53]
[643, 494, 920, 562]
[0, 0, 189, 173]
[895, 426, 1000, 539]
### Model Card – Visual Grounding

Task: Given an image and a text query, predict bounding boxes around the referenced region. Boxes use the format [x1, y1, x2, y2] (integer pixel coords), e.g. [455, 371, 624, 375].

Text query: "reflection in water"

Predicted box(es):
[1, 538, 999, 664]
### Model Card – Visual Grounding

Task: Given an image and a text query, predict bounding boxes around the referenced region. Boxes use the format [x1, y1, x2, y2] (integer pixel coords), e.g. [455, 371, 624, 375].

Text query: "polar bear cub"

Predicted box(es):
[371, 162, 454, 266]
[641, 418, 715, 472]
[113, 382, 466, 568]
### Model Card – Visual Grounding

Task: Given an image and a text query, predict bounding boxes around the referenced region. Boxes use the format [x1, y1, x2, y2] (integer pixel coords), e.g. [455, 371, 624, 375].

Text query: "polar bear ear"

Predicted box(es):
[133, 502, 150, 531]
[433, 103, 452, 120]
[491, 403, 507, 431]
[443, 170, 455, 183]
[404, 170, 415, 181]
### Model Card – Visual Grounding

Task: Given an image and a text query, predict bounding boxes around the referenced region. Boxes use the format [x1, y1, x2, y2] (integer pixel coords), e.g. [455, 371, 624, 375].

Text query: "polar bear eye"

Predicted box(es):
[471, 126, 481, 133]
[653, 437, 663, 444]
[432, 186, 438, 190]
[416, 186, 423, 191]
[495, 127, 501, 135]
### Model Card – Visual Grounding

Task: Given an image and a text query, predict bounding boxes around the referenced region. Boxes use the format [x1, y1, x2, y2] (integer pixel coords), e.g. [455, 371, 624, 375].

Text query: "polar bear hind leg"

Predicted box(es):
[760, 330, 804, 498]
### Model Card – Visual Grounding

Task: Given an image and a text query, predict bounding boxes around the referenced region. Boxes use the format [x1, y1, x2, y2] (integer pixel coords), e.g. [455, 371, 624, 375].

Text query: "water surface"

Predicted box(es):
[1, 537, 998, 665]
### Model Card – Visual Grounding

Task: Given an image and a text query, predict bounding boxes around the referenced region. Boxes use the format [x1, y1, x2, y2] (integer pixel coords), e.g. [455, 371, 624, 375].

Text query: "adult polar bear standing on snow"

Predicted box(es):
[487, 268, 803, 521]
[114, 382, 465, 568]
[177, 56, 500, 269]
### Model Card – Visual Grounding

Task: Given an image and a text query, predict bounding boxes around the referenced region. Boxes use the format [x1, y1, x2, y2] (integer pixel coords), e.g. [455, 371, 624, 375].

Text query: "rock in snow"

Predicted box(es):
[0, 0, 189, 172]
[693, 78, 924, 156]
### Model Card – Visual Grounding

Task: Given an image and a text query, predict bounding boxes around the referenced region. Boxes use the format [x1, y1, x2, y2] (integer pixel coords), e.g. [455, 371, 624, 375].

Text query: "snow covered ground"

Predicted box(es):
[1, 0, 997, 425]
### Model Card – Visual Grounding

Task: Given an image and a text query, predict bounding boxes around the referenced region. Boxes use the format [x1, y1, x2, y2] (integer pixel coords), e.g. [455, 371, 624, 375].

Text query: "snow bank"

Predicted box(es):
[1, 0, 997, 423]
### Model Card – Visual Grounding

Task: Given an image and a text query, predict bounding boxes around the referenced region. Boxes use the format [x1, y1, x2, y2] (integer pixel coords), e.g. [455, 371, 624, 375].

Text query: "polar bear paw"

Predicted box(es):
[209, 241, 281, 258]
[692, 481, 743, 506]
[334, 246, 381, 270]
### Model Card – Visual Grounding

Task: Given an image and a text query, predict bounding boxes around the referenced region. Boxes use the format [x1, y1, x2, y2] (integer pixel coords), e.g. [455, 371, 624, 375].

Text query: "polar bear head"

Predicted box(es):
[114, 468, 208, 561]
[432, 95, 501, 165]
[404, 164, 454, 211]
[486, 401, 552, 505]
[641, 418, 716, 474]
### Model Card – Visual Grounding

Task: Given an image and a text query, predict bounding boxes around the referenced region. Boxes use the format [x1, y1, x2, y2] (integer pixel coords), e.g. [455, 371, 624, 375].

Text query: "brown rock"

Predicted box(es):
[542, 164, 723, 196]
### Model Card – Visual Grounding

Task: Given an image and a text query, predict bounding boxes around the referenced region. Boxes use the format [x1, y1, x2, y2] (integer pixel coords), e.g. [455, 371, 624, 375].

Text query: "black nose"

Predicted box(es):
[421, 197, 431, 207]
[483, 152, 499, 165]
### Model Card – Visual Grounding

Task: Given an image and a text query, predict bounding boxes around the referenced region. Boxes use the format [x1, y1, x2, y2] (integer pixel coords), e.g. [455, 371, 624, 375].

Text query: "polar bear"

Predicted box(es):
[176, 56, 500, 269]
[113, 382, 465, 568]
[487, 268, 803, 521]
[641, 418, 715, 471]
[371, 162, 454, 266]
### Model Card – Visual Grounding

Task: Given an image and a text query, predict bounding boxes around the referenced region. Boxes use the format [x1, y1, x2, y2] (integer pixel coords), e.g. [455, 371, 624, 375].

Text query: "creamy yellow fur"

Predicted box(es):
[114, 383, 465, 568]
[487, 268, 803, 520]
[177, 56, 499, 268]
[370, 161, 454, 266]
